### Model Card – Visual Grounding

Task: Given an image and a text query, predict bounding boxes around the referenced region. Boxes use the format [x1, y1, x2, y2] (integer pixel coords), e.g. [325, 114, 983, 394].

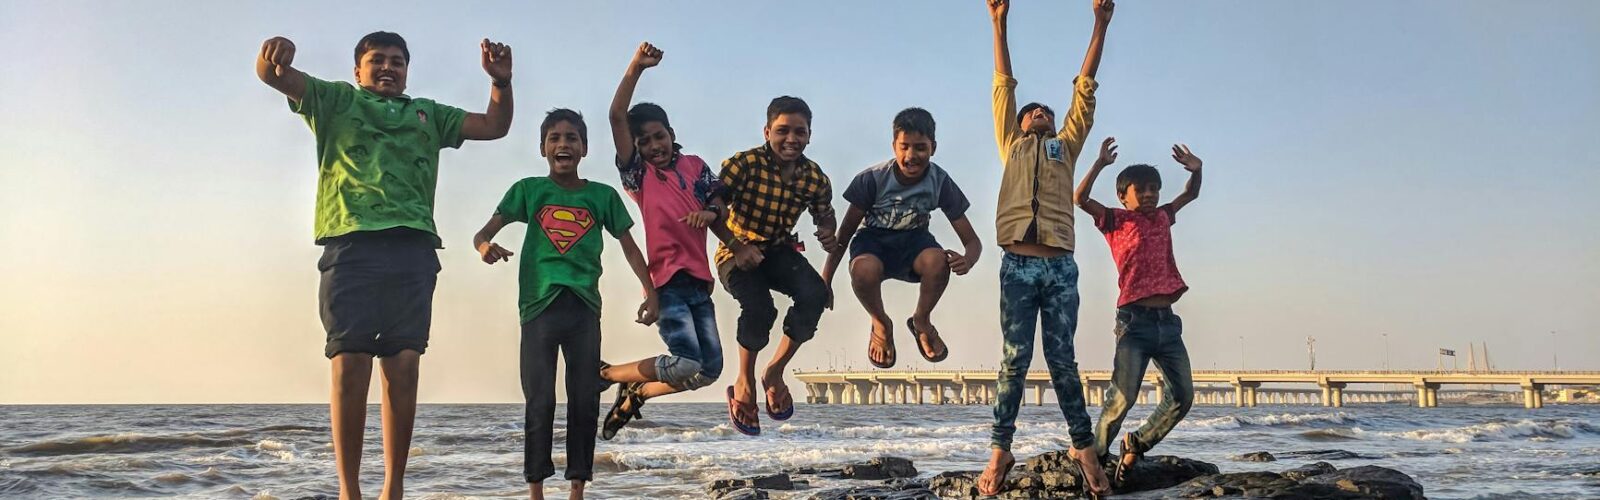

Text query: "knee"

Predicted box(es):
[659, 356, 713, 391]
[849, 256, 884, 284]
[913, 249, 950, 278]
[741, 302, 779, 328]
[794, 281, 829, 311]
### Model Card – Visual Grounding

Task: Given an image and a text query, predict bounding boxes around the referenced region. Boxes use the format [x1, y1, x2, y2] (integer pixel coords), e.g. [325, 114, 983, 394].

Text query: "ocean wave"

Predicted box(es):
[1180, 412, 1356, 431]
[5, 432, 257, 457]
[1368, 418, 1597, 444]
[605, 420, 995, 445]
[596, 434, 994, 472]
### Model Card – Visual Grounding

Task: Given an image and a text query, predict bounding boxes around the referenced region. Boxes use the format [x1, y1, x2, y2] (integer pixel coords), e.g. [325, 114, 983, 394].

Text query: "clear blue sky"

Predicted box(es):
[2, 1, 1596, 403]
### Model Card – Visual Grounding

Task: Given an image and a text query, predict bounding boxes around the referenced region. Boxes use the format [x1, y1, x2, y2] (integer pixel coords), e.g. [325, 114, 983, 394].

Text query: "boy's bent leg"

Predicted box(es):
[521, 316, 563, 484]
[909, 247, 952, 358]
[848, 254, 894, 367]
[561, 305, 602, 481]
[764, 248, 828, 411]
[721, 260, 776, 426]
[330, 352, 373, 500]
[689, 292, 724, 387]
[377, 349, 421, 500]
[991, 253, 1040, 451]
[1132, 311, 1193, 450]
[1094, 311, 1153, 457]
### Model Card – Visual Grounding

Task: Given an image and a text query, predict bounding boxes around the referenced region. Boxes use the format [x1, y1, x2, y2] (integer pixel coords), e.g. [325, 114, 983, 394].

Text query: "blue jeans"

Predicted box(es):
[991, 252, 1093, 450]
[654, 279, 723, 390]
[1093, 305, 1193, 457]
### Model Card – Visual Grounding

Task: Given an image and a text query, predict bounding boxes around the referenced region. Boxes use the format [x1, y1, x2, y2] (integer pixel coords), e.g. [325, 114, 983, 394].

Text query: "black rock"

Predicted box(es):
[1302, 465, 1426, 499]
[1116, 455, 1223, 493]
[1280, 461, 1337, 481]
[714, 487, 770, 500]
[841, 456, 919, 480]
[804, 485, 940, 500]
[707, 473, 794, 498]
[1232, 451, 1277, 462]
[927, 453, 1218, 499]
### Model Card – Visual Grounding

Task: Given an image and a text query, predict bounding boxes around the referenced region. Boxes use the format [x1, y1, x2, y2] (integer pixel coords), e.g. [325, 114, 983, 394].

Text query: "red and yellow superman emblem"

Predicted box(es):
[537, 205, 594, 254]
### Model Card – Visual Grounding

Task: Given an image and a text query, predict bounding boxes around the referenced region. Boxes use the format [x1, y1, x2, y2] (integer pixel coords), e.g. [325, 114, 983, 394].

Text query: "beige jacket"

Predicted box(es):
[992, 71, 1097, 251]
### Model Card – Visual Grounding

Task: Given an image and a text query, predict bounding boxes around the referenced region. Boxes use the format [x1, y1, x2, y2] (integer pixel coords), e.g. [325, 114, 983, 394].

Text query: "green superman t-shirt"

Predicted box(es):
[289, 75, 467, 246]
[496, 177, 634, 323]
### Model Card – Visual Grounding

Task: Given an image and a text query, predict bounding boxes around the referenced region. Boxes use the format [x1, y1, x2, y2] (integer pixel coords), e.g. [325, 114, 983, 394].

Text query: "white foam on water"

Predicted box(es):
[250, 491, 278, 500]
[1368, 419, 1584, 443]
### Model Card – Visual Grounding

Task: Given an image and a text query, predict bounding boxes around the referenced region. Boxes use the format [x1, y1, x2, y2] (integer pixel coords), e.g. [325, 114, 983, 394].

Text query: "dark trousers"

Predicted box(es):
[520, 289, 601, 483]
[718, 245, 829, 352]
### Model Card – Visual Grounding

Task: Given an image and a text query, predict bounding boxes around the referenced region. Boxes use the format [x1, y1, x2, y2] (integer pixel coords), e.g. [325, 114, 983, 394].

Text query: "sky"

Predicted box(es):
[1, 1, 1597, 404]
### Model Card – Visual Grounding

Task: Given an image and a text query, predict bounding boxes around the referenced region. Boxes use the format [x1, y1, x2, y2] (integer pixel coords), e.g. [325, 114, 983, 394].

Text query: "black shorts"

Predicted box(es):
[848, 227, 942, 283]
[318, 228, 440, 358]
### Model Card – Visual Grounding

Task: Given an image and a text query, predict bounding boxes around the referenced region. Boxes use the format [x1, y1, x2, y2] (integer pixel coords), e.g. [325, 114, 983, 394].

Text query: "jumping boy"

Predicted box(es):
[596, 42, 726, 440]
[257, 32, 513, 499]
[821, 108, 982, 369]
[713, 96, 838, 436]
[473, 110, 659, 500]
[1076, 138, 1202, 486]
[981, 0, 1115, 495]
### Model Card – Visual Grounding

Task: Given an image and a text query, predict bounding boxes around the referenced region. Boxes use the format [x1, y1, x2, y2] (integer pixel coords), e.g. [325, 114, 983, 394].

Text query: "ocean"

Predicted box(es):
[1, 403, 1596, 499]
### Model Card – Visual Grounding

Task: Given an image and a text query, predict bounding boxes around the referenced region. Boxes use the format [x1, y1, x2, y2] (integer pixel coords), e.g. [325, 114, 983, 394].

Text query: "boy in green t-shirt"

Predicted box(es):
[257, 31, 513, 499]
[473, 109, 659, 499]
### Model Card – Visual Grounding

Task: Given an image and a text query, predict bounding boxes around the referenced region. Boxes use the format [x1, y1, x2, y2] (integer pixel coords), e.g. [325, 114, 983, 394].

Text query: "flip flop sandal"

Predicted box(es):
[764, 383, 795, 421]
[978, 454, 1016, 496]
[725, 386, 760, 436]
[906, 318, 949, 363]
[597, 360, 615, 393]
[868, 328, 896, 369]
[1114, 432, 1145, 487]
[600, 383, 644, 441]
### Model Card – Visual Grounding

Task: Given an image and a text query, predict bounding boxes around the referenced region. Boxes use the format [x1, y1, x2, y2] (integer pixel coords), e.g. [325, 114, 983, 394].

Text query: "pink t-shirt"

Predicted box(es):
[618, 152, 718, 289]
[1095, 206, 1188, 306]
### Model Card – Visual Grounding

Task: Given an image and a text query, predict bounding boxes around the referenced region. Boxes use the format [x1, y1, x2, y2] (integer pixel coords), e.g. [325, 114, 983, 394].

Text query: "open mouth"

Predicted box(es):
[377, 75, 397, 85]
[553, 152, 576, 163]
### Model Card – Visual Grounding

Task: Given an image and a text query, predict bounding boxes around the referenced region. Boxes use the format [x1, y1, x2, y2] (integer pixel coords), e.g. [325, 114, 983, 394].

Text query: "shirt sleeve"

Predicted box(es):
[807, 166, 836, 220]
[288, 75, 351, 122]
[601, 185, 635, 237]
[1161, 204, 1179, 226]
[992, 71, 1021, 163]
[615, 151, 646, 198]
[495, 180, 530, 223]
[691, 156, 722, 206]
[718, 154, 746, 202]
[1057, 75, 1098, 163]
[938, 175, 972, 221]
[1095, 207, 1120, 234]
[841, 170, 877, 210]
[430, 101, 467, 149]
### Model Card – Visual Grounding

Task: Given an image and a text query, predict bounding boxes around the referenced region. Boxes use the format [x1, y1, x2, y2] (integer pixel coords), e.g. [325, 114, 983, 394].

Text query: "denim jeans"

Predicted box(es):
[1093, 304, 1194, 457]
[653, 279, 724, 390]
[991, 251, 1094, 450]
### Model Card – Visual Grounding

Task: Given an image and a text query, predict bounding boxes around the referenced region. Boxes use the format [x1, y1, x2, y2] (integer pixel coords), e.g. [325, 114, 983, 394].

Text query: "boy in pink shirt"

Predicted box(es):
[595, 42, 726, 440]
[1074, 137, 1204, 486]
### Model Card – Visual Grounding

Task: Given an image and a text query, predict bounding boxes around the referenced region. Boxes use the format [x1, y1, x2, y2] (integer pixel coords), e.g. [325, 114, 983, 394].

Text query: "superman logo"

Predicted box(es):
[537, 205, 594, 254]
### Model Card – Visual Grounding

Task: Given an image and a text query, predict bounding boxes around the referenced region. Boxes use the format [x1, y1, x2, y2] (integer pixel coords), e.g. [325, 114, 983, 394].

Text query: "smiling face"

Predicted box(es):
[634, 121, 675, 167]
[1023, 106, 1055, 135]
[892, 130, 936, 180]
[354, 45, 408, 97]
[764, 113, 811, 164]
[541, 120, 588, 176]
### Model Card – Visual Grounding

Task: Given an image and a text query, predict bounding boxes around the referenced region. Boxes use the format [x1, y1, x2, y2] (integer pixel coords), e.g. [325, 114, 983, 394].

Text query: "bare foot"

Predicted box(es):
[977, 448, 1016, 496]
[760, 367, 794, 418]
[867, 319, 896, 368]
[732, 377, 760, 429]
[1071, 446, 1112, 496]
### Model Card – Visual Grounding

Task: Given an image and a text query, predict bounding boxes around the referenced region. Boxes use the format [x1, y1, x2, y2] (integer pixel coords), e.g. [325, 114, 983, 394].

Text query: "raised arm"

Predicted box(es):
[1057, 0, 1113, 149]
[256, 36, 307, 102]
[1074, 137, 1118, 222]
[610, 42, 663, 164]
[461, 39, 514, 141]
[988, 0, 1021, 159]
[618, 232, 661, 325]
[472, 214, 516, 264]
[1165, 144, 1203, 215]
[1080, 0, 1114, 79]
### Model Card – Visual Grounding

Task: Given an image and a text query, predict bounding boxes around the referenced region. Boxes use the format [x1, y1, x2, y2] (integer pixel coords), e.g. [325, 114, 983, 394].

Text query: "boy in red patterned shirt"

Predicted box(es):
[1074, 137, 1204, 486]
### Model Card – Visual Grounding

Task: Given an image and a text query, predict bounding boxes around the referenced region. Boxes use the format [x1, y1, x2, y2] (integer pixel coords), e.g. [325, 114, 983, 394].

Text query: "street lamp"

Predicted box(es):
[1382, 333, 1390, 371]
[1552, 331, 1559, 371]
[1238, 336, 1245, 370]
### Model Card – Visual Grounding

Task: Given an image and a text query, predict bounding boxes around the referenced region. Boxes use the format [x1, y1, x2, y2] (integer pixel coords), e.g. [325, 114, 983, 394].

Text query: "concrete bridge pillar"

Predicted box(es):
[1244, 385, 1259, 407]
[1522, 382, 1545, 409]
[915, 382, 925, 405]
[1330, 387, 1344, 408]
[1035, 383, 1046, 406]
[1155, 382, 1166, 405]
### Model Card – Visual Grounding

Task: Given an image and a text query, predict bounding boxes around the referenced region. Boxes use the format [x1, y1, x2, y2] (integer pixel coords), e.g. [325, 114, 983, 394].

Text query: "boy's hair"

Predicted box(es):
[354, 31, 410, 64]
[766, 96, 813, 126]
[1016, 102, 1055, 126]
[892, 107, 936, 141]
[539, 109, 588, 145]
[1115, 164, 1163, 195]
[627, 102, 673, 138]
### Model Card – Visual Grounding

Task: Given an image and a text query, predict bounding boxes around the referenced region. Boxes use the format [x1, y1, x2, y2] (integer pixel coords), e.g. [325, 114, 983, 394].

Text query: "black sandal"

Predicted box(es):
[1114, 432, 1145, 487]
[601, 382, 646, 441]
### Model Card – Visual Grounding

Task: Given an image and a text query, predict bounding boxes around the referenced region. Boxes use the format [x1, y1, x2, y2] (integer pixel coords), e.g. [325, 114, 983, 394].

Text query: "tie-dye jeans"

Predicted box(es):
[991, 252, 1095, 451]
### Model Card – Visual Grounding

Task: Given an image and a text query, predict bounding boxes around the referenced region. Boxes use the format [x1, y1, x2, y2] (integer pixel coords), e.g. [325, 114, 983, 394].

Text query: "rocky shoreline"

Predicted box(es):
[706, 450, 1426, 499]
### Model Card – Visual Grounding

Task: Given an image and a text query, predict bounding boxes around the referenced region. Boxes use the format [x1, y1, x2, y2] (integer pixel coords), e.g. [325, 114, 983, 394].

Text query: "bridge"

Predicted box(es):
[793, 370, 1600, 409]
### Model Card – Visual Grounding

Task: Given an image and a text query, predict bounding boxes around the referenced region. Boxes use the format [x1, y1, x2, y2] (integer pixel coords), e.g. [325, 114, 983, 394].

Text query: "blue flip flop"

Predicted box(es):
[726, 386, 761, 436]
[764, 384, 795, 421]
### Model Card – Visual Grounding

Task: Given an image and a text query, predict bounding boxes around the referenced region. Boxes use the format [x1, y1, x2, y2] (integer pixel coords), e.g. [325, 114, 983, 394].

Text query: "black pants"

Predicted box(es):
[520, 289, 601, 483]
[718, 245, 829, 352]
[317, 228, 440, 358]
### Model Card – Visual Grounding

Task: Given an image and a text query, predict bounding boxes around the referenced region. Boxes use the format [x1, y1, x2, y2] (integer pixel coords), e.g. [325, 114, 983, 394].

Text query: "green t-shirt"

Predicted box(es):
[496, 177, 634, 323]
[290, 75, 467, 246]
